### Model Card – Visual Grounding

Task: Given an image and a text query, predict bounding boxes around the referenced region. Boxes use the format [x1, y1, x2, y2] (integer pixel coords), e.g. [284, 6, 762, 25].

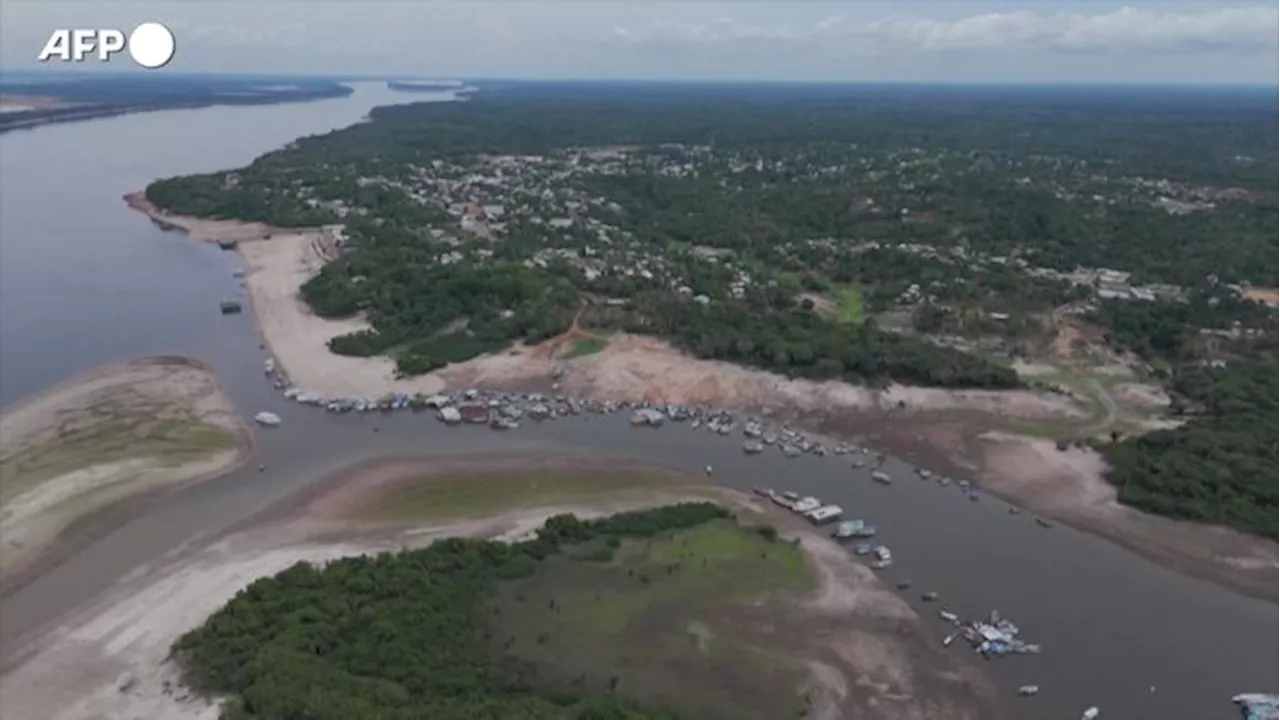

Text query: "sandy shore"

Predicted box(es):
[975, 431, 1277, 598]
[0, 356, 253, 587]
[125, 193, 1277, 599]
[0, 455, 996, 720]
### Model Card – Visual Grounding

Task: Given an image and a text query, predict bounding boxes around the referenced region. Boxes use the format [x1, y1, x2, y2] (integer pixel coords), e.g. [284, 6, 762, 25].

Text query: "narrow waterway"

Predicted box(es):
[0, 83, 1274, 720]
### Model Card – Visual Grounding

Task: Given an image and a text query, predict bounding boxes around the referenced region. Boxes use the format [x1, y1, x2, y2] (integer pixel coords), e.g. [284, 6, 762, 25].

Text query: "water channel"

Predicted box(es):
[0, 82, 1274, 720]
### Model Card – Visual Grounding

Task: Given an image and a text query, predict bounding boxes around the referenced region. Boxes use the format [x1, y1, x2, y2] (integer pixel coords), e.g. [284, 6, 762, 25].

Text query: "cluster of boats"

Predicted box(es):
[1233, 694, 1279, 720]
[755, 487, 895, 569]
[936, 608, 1043, 659]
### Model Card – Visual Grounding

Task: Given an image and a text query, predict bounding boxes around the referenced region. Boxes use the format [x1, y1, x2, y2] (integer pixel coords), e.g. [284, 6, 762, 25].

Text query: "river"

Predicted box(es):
[0, 82, 1274, 720]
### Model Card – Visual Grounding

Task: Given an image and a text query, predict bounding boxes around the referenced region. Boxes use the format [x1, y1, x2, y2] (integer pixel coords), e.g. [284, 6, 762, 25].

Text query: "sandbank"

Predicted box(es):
[0, 454, 996, 720]
[0, 356, 252, 587]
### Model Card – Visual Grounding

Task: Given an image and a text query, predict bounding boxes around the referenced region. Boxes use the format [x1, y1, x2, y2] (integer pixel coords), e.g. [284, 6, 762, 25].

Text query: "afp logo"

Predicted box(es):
[38, 22, 176, 69]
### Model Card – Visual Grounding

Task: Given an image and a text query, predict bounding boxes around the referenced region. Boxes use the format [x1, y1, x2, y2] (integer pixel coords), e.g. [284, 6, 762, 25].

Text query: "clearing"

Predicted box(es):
[491, 518, 818, 719]
[560, 335, 609, 359]
[0, 356, 250, 585]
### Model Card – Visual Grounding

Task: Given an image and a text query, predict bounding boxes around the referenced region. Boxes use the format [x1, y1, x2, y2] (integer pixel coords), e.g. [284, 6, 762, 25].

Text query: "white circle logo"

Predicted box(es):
[128, 22, 175, 69]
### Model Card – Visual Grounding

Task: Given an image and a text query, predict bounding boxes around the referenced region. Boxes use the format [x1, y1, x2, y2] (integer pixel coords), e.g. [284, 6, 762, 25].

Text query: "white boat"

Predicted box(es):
[253, 411, 281, 427]
[1080, 707, 1099, 720]
[832, 520, 866, 539]
[871, 471, 892, 485]
[939, 610, 958, 623]
[1017, 685, 1040, 697]
[263, 358, 275, 374]
[806, 505, 844, 525]
[792, 497, 822, 514]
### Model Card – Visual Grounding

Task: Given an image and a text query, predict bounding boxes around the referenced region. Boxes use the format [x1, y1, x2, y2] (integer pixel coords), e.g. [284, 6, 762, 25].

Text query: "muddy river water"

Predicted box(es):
[0, 83, 1274, 720]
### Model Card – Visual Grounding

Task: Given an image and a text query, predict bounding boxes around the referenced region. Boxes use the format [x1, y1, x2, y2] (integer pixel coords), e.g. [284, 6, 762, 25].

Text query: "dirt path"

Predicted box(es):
[0, 357, 252, 587]
[0, 456, 997, 720]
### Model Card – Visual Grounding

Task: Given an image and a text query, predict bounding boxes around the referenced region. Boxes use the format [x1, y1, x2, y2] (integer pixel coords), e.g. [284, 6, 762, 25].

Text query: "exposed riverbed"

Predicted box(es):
[0, 82, 1275, 720]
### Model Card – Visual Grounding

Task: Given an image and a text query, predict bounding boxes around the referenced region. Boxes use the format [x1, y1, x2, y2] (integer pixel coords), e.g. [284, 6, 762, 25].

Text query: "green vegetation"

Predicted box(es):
[1102, 361, 1278, 537]
[493, 518, 813, 719]
[359, 469, 685, 522]
[834, 286, 865, 325]
[174, 502, 817, 720]
[562, 336, 608, 359]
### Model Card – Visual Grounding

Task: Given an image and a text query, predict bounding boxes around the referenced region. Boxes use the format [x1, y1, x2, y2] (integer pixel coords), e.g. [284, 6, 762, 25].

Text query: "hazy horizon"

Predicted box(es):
[3, 1, 1277, 85]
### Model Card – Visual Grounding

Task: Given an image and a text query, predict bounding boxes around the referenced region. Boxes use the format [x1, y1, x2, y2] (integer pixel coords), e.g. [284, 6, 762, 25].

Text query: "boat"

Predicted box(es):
[806, 505, 844, 525]
[791, 497, 822, 514]
[219, 300, 242, 314]
[852, 543, 873, 556]
[1232, 694, 1279, 720]
[832, 520, 867, 539]
[252, 411, 281, 427]
[942, 633, 957, 647]
[1080, 707, 1099, 720]
[263, 358, 275, 374]
[1017, 685, 1040, 697]
[921, 591, 939, 602]
[742, 440, 764, 454]
[939, 610, 958, 623]
[870, 545, 893, 569]
[870, 471, 892, 485]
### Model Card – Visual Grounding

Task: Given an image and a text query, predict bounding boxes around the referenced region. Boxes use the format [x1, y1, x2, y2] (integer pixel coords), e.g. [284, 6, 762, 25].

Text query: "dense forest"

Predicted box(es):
[174, 503, 731, 719]
[1102, 361, 1278, 537]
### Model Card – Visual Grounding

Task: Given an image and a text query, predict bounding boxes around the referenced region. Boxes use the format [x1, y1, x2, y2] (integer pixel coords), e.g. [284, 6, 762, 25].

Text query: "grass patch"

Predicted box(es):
[358, 469, 687, 523]
[834, 286, 866, 325]
[562, 336, 608, 359]
[0, 419, 237, 504]
[492, 518, 815, 719]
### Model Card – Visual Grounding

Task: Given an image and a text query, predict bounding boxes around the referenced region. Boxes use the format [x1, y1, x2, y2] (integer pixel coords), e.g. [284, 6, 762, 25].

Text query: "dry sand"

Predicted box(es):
[975, 431, 1277, 599]
[0, 457, 995, 720]
[0, 357, 251, 585]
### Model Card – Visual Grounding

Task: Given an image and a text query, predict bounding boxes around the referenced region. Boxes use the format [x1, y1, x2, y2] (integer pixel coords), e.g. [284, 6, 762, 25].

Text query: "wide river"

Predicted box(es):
[0, 83, 1274, 720]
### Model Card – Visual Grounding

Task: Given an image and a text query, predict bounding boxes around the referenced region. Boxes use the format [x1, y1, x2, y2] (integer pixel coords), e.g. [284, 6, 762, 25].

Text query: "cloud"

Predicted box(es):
[602, 5, 1279, 56]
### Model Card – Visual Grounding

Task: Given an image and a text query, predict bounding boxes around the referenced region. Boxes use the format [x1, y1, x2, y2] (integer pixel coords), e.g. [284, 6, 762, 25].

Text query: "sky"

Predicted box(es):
[2, 1, 1277, 84]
